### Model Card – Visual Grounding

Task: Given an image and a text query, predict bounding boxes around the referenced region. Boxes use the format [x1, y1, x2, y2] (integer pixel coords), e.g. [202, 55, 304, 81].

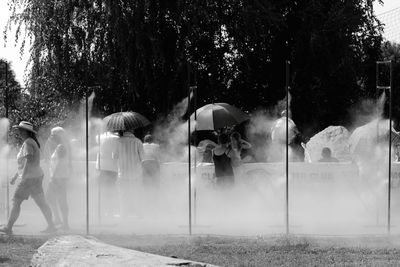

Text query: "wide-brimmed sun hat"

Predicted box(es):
[13, 121, 37, 134]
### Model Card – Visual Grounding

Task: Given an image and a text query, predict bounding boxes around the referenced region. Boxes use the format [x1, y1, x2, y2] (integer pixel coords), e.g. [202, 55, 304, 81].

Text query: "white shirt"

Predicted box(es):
[50, 144, 70, 179]
[143, 143, 160, 161]
[17, 138, 44, 179]
[43, 138, 58, 161]
[115, 132, 144, 180]
[96, 132, 119, 173]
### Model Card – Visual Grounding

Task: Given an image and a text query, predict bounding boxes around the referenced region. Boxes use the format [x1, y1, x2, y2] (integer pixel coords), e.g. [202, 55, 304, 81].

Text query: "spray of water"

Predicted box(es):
[0, 88, 398, 236]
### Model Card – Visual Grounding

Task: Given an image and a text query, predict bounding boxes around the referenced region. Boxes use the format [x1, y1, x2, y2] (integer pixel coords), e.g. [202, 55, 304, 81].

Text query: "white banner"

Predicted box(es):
[2, 160, 399, 189]
[195, 162, 360, 188]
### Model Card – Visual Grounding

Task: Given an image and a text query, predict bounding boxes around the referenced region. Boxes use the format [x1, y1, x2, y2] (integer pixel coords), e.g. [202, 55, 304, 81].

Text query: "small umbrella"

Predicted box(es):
[191, 103, 249, 131]
[103, 111, 150, 132]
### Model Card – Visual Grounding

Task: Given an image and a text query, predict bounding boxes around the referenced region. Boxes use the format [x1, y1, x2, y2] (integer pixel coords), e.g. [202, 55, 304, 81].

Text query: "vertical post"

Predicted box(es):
[193, 69, 198, 226]
[376, 60, 393, 231]
[388, 60, 393, 234]
[187, 64, 192, 235]
[98, 131, 101, 225]
[5, 62, 9, 220]
[376, 63, 379, 101]
[285, 60, 290, 235]
[375, 62, 380, 225]
[86, 87, 90, 235]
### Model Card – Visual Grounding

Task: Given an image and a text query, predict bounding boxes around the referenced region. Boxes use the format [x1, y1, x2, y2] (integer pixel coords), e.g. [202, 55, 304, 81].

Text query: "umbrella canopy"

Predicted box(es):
[191, 103, 249, 131]
[349, 118, 400, 159]
[103, 111, 150, 132]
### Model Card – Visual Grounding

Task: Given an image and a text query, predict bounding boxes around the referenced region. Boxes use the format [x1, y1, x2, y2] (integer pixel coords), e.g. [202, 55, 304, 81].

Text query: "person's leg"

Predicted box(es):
[32, 193, 55, 230]
[98, 171, 104, 217]
[6, 198, 24, 231]
[122, 179, 132, 216]
[119, 178, 134, 217]
[105, 172, 118, 216]
[117, 178, 125, 217]
[57, 181, 69, 229]
[0, 180, 30, 233]
[100, 171, 111, 216]
[46, 182, 61, 224]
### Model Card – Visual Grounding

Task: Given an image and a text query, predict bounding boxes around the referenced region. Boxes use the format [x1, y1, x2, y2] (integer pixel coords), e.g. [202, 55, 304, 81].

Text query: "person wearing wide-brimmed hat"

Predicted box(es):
[0, 121, 56, 234]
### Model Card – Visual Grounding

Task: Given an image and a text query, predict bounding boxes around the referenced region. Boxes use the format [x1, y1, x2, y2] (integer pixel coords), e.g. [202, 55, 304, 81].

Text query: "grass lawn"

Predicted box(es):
[96, 234, 400, 267]
[0, 235, 46, 266]
[2, 234, 400, 266]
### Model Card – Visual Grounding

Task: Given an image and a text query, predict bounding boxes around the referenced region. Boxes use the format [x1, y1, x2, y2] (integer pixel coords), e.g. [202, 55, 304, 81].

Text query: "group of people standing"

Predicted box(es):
[96, 130, 160, 218]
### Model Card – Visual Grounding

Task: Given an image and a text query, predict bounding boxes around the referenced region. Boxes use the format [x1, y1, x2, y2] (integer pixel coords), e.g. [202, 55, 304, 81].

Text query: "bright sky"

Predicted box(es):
[0, 0, 399, 86]
[0, 0, 29, 86]
[374, 0, 400, 14]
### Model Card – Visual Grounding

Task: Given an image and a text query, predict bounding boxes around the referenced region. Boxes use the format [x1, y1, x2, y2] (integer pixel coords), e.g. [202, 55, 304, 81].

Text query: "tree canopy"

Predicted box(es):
[0, 59, 21, 115]
[6, 0, 384, 137]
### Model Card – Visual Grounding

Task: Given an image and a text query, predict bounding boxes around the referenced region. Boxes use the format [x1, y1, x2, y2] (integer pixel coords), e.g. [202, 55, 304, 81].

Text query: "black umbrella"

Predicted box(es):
[190, 103, 249, 131]
[103, 111, 150, 132]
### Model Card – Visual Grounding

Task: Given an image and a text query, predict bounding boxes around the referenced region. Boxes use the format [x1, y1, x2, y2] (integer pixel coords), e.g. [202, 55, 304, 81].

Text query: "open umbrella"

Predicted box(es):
[349, 118, 400, 158]
[191, 103, 249, 131]
[103, 111, 150, 132]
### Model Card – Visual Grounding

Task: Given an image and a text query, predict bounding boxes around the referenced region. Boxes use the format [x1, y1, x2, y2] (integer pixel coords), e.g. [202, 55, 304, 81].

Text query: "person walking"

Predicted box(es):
[212, 133, 235, 188]
[46, 127, 71, 230]
[115, 130, 144, 217]
[0, 121, 55, 234]
[96, 131, 119, 217]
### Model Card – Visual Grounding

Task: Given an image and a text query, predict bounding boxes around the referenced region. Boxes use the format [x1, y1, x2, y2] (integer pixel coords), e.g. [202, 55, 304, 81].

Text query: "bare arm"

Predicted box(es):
[10, 172, 18, 184]
[241, 140, 252, 150]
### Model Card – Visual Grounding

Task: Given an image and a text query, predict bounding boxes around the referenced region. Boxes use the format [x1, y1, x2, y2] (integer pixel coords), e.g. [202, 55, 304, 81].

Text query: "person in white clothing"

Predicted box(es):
[142, 134, 160, 187]
[270, 110, 304, 162]
[46, 127, 71, 230]
[115, 130, 144, 216]
[142, 134, 161, 215]
[96, 131, 119, 217]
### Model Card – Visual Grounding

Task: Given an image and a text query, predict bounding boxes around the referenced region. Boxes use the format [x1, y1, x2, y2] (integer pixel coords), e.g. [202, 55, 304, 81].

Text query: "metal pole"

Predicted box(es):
[376, 60, 393, 229]
[375, 62, 380, 225]
[5, 62, 9, 220]
[86, 87, 90, 235]
[285, 60, 290, 235]
[193, 69, 198, 226]
[388, 60, 393, 234]
[98, 131, 101, 225]
[187, 64, 192, 235]
[376, 62, 380, 147]
[376, 62, 379, 102]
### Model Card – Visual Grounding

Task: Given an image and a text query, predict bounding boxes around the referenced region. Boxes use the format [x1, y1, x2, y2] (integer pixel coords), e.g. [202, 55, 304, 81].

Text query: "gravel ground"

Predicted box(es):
[2, 234, 400, 266]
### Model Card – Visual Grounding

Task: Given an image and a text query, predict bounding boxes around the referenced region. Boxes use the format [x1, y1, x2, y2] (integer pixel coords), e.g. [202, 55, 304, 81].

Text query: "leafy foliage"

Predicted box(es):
[0, 59, 21, 115]
[0, 59, 70, 145]
[6, 0, 384, 137]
